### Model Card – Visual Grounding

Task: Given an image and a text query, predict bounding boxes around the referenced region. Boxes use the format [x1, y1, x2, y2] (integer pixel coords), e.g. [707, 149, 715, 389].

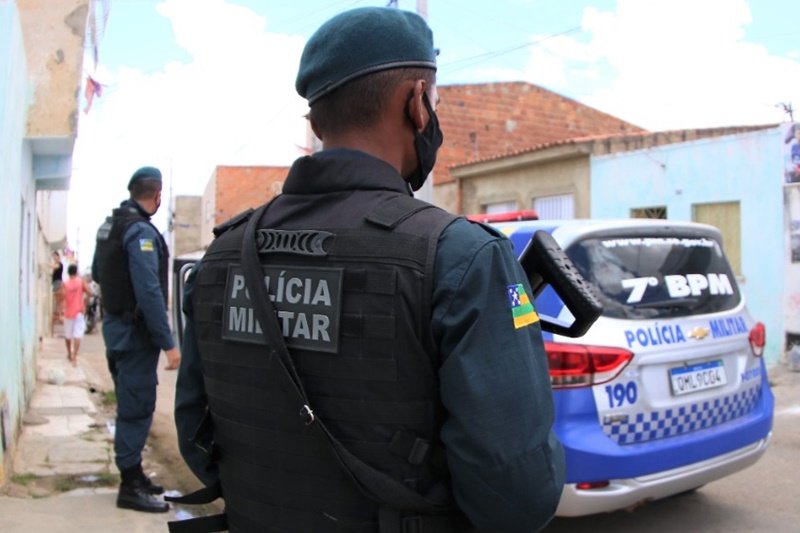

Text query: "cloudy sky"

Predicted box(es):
[68, 0, 800, 264]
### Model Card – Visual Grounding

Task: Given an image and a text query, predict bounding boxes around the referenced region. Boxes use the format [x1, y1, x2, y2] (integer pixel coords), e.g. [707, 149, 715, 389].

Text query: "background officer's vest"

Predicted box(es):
[94, 206, 168, 316]
[192, 190, 476, 532]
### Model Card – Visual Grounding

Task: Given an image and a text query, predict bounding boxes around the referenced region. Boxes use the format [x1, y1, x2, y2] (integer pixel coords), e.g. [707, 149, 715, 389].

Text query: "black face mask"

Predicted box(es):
[406, 92, 444, 192]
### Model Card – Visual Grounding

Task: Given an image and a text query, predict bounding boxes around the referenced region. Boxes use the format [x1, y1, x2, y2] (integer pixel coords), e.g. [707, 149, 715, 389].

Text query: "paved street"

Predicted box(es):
[0, 324, 208, 533]
[3, 323, 800, 532]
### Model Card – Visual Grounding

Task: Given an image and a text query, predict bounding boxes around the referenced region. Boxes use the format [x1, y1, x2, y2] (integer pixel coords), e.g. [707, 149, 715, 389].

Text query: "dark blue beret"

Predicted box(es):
[128, 166, 162, 190]
[296, 7, 437, 105]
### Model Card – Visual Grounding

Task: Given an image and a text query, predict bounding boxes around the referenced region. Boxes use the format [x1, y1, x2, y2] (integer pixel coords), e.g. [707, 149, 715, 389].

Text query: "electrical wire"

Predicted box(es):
[439, 25, 582, 75]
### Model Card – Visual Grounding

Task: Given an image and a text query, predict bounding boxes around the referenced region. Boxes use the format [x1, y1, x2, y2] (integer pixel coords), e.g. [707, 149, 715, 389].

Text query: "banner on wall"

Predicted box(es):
[784, 123, 800, 349]
[786, 123, 800, 185]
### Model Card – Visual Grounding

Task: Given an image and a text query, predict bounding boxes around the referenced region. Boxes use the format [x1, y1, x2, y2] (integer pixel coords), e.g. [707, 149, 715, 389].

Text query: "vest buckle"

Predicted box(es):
[300, 404, 315, 425]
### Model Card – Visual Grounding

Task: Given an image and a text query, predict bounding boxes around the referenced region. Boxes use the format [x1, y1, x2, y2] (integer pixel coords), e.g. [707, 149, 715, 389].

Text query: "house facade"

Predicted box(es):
[196, 165, 289, 250]
[433, 82, 646, 213]
[451, 123, 795, 366]
[590, 124, 796, 367]
[0, 0, 88, 484]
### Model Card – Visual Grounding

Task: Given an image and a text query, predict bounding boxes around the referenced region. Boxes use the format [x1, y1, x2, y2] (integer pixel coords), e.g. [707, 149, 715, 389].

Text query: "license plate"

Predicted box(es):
[669, 360, 727, 396]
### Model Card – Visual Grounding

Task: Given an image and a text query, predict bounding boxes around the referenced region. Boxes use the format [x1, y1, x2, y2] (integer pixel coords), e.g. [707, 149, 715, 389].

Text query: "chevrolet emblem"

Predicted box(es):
[688, 326, 710, 340]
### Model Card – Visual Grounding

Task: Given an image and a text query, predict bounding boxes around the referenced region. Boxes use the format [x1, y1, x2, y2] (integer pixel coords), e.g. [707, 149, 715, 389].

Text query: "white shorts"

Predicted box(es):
[63, 313, 85, 340]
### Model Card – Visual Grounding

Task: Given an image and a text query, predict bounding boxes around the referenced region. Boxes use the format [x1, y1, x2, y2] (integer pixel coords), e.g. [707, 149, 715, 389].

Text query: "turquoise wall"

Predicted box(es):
[590, 129, 785, 365]
[0, 0, 29, 470]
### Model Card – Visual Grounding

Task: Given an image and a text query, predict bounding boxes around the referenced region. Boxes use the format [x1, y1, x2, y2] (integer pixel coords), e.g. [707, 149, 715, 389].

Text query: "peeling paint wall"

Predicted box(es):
[590, 128, 785, 365]
[16, 0, 88, 139]
[0, 0, 87, 486]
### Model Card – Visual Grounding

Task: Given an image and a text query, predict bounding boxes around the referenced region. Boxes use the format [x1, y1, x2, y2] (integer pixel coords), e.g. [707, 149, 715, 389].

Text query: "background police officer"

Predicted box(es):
[174, 7, 564, 533]
[92, 166, 180, 513]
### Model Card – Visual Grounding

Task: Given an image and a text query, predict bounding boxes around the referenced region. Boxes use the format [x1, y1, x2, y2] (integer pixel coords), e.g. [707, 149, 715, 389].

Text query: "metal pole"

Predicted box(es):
[417, 0, 428, 20]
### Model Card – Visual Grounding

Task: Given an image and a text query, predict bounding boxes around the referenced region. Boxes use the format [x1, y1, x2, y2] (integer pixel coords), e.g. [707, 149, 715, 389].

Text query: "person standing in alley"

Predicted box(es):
[51, 251, 64, 333]
[62, 263, 92, 366]
[173, 7, 564, 533]
[91, 165, 180, 513]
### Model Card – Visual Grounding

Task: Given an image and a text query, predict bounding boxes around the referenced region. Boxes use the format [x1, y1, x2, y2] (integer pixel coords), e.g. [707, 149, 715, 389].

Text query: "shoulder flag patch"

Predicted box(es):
[507, 284, 540, 329]
[139, 238, 154, 252]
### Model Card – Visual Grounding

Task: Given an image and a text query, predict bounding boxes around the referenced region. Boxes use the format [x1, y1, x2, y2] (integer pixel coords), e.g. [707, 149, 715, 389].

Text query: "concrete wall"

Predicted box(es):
[433, 181, 458, 214]
[457, 155, 591, 217]
[200, 170, 217, 250]
[0, 0, 86, 485]
[171, 196, 202, 258]
[17, 0, 87, 140]
[0, 0, 29, 484]
[591, 128, 785, 365]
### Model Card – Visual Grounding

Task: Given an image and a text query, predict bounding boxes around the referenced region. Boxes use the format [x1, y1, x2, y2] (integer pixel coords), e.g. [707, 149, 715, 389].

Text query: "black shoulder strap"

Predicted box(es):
[240, 204, 452, 514]
[368, 195, 460, 369]
[166, 482, 227, 533]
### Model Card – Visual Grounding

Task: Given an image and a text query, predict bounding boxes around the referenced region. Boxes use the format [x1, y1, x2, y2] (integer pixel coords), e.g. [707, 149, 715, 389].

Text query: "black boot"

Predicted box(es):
[117, 479, 170, 513]
[139, 472, 165, 495]
[117, 464, 169, 513]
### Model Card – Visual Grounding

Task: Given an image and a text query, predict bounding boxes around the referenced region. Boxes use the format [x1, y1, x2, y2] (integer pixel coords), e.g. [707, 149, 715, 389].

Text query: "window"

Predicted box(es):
[631, 206, 667, 219]
[567, 231, 740, 320]
[693, 201, 741, 276]
[484, 201, 517, 214]
[533, 194, 575, 219]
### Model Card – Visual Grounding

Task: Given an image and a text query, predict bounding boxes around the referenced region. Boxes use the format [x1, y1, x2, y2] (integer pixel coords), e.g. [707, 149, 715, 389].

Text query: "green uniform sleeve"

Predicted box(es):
[433, 218, 565, 532]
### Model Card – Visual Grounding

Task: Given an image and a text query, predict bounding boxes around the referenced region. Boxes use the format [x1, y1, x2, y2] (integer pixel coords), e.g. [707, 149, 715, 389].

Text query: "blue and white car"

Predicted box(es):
[492, 218, 774, 517]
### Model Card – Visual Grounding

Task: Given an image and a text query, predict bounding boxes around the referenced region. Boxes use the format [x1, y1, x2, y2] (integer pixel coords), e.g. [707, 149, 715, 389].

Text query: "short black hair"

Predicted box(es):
[68, 264, 78, 276]
[129, 178, 162, 201]
[309, 68, 435, 138]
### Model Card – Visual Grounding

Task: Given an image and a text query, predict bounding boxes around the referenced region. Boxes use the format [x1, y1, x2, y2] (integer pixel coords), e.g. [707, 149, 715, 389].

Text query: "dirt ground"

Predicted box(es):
[77, 327, 205, 498]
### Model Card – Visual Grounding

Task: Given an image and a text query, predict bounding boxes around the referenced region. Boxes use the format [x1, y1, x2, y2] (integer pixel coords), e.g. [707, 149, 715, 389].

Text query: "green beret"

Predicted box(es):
[127, 166, 162, 190]
[296, 7, 437, 105]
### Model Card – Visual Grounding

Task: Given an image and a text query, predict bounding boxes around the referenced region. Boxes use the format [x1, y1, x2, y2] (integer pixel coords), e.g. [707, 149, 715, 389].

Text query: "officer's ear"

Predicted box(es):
[406, 79, 429, 132]
[308, 112, 323, 142]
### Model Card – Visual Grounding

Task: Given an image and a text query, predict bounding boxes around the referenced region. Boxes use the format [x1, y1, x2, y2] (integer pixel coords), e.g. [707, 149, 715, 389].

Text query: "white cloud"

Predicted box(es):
[70, 0, 309, 265]
[521, 0, 800, 130]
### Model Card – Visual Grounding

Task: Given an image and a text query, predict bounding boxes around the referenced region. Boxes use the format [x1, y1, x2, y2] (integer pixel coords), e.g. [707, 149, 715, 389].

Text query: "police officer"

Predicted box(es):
[92, 165, 180, 513]
[174, 7, 564, 533]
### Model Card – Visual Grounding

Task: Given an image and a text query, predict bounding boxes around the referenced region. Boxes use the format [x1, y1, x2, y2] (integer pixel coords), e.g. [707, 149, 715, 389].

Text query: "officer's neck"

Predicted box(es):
[129, 198, 157, 217]
[321, 127, 406, 177]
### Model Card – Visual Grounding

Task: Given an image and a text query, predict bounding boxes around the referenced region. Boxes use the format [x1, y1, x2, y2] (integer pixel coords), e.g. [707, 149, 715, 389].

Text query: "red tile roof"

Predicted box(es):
[449, 124, 779, 170]
[435, 81, 646, 184]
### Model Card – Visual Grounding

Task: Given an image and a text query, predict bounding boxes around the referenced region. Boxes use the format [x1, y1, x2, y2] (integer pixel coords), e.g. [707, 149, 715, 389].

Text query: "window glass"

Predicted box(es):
[485, 201, 516, 214]
[567, 234, 741, 319]
[533, 194, 574, 219]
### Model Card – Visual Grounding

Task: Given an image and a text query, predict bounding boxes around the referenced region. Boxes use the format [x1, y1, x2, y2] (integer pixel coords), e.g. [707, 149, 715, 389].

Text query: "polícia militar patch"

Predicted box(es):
[507, 283, 539, 329]
[139, 239, 154, 251]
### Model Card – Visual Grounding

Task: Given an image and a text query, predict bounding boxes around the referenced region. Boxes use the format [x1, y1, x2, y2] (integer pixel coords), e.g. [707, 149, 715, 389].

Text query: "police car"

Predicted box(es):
[488, 216, 774, 517]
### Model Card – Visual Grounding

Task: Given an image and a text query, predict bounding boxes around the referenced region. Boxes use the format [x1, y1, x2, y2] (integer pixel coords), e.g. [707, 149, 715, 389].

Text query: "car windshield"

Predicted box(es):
[566, 233, 741, 320]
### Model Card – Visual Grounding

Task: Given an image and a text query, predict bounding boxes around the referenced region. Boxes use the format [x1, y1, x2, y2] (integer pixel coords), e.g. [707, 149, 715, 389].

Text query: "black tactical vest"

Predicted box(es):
[191, 190, 478, 532]
[94, 204, 169, 316]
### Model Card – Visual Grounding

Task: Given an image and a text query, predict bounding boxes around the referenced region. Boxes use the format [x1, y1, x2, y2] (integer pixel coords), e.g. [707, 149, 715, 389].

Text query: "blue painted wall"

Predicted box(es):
[590, 128, 785, 365]
[0, 0, 30, 473]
